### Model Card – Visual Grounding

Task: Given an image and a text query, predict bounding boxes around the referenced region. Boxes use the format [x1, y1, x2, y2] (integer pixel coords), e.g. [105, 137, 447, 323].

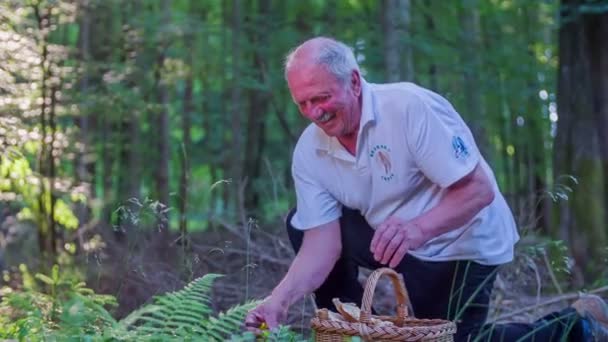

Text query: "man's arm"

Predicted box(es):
[245, 219, 341, 329]
[272, 219, 342, 306]
[413, 162, 494, 238]
[371, 163, 494, 267]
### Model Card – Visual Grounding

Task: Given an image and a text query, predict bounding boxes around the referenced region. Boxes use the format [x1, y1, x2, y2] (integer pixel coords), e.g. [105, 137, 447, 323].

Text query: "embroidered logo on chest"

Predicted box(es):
[369, 144, 395, 182]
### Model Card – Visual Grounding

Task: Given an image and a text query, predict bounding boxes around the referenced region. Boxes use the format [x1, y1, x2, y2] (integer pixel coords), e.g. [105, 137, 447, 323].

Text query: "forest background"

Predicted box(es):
[1, 0, 607, 339]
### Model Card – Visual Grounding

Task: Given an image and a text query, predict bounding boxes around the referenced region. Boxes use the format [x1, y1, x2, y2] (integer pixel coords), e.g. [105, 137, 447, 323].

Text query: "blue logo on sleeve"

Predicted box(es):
[452, 136, 469, 160]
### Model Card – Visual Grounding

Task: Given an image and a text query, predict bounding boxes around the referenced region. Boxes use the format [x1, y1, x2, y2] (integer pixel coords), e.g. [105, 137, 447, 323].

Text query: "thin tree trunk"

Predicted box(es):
[199, 9, 216, 225]
[460, 0, 487, 157]
[179, 47, 193, 237]
[155, 0, 171, 231]
[48, 83, 58, 256]
[33, 2, 53, 259]
[243, 0, 270, 212]
[101, 112, 114, 225]
[382, 0, 413, 82]
[75, 0, 92, 227]
[424, 0, 438, 91]
[126, 0, 141, 203]
[230, 0, 244, 220]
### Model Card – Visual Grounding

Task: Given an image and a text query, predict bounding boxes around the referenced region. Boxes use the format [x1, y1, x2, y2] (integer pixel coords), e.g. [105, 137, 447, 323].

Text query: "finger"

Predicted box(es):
[373, 225, 398, 261]
[244, 311, 263, 332]
[245, 322, 260, 328]
[245, 310, 261, 324]
[381, 232, 404, 265]
[389, 241, 410, 268]
[370, 222, 388, 252]
[245, 322, 261, 334]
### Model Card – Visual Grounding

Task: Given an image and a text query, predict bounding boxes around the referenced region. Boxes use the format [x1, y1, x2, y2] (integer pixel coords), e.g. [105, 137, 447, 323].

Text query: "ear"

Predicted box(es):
[350, 70, 361, 96]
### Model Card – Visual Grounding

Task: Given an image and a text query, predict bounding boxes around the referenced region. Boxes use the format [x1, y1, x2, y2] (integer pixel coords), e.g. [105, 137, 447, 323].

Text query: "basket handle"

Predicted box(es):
[359, 267, 411, 325]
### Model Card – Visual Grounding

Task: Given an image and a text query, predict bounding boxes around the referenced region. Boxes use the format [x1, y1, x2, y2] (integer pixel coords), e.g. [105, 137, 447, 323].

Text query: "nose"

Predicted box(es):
[302, 102, 322, 120]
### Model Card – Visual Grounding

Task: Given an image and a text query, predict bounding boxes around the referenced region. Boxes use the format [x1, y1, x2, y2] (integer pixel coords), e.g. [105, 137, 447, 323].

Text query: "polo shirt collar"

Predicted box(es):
[313, 78, 376, 156]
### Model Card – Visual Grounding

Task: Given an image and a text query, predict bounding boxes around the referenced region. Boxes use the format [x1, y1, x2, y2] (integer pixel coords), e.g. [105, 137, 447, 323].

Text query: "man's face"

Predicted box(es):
[287, 64, 361, 138]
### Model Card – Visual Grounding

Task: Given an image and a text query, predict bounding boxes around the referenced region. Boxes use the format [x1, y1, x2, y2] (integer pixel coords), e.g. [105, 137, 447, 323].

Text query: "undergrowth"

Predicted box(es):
[0, 265, 306, 341]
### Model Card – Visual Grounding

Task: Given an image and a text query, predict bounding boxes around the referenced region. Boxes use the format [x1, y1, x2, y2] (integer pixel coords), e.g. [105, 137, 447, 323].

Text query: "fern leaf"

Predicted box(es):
[117, 274, 266, 341]
[119, 305, 163, 328]
[205, 300, 259, 341]
[120, 274, 224, 338]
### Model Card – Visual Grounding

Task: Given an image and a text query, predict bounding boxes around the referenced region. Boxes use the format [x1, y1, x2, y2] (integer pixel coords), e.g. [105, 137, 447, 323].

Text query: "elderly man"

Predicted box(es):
[245, 37, 608, 341]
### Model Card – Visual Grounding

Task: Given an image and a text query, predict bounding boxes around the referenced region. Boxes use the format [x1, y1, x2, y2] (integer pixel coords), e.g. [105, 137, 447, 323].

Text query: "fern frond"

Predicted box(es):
[119, 305, 163, 328]
[204, 300, 259, 341]
[120, 273, 226, 339]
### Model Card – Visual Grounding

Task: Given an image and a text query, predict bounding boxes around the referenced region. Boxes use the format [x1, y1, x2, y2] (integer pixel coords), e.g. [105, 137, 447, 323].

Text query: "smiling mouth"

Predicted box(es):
[318, 112, 335, 123]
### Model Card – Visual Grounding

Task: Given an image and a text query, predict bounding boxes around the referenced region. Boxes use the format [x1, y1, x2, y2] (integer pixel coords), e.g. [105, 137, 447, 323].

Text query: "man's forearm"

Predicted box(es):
[415, 164, 494, 240]
[271, 249, 338, 307]
[271, 221, 342, 308]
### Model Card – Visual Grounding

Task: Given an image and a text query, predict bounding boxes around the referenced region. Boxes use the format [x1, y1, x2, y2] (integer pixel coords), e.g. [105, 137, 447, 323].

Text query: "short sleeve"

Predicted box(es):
[404, 96, 480, 188]
[290, 148, 342, 230]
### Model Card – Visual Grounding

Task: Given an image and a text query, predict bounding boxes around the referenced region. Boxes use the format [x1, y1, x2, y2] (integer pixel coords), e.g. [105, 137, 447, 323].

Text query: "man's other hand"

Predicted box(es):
[370, 216, 428, 268]
[244, 296, 287, 333]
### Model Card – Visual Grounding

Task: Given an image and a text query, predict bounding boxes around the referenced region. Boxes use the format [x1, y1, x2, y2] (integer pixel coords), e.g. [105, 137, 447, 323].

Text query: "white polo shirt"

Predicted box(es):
[290, 79, 519, 265]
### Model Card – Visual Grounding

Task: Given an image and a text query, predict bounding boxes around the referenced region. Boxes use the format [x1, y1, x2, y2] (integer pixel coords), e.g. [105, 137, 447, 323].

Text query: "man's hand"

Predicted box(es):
[370, 216, 428, 268]
[245, 296, 287, 333]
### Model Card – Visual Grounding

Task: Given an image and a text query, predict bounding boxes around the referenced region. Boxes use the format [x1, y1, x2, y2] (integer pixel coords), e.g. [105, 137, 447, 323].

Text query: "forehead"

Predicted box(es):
[287, 64, 338, 100]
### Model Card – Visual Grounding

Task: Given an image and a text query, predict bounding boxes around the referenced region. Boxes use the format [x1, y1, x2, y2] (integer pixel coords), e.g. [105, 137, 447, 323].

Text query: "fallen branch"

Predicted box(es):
[493, 285, 608, 322]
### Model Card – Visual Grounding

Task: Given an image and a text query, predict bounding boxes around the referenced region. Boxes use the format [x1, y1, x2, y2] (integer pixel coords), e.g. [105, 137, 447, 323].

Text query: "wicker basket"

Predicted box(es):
[311, 268, 456, 341]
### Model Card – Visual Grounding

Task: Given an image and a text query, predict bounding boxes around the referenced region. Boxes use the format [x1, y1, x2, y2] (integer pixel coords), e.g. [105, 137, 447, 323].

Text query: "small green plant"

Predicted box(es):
[0, 264, 118, 341]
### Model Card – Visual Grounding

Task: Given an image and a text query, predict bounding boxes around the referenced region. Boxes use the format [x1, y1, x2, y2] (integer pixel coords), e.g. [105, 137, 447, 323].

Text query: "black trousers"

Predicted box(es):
[286, 208, 585, 342]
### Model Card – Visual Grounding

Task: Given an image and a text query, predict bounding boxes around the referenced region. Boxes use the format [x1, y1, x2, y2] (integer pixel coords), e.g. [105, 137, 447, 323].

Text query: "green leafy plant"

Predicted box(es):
[0, 264, 118, 341]
[120, 273, 257, 341]
[0, 267, 308, 341]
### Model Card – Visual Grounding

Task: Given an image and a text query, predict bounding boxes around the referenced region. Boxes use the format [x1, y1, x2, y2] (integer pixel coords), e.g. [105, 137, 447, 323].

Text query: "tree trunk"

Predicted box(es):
[178, 46, 193, 237]
[423, 0, 438, 91]
[243, 0, 270, 213]
[154, 0, 171, 231]
[33, 2, 55, 261]
[554, 0, 608, 284]
[75, 0, 93, 227]
[100, 111, 114, 225]
[460, 0, 488, 157]
[382, 0, 413, 82]
[199, 8, 216, 226]
[48, 83, 58, 257]
[230, 0, 244, 221]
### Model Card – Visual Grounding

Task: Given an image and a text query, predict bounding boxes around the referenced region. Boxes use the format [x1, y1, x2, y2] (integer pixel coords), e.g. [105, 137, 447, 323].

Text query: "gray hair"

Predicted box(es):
[284, 37, 360, 83]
